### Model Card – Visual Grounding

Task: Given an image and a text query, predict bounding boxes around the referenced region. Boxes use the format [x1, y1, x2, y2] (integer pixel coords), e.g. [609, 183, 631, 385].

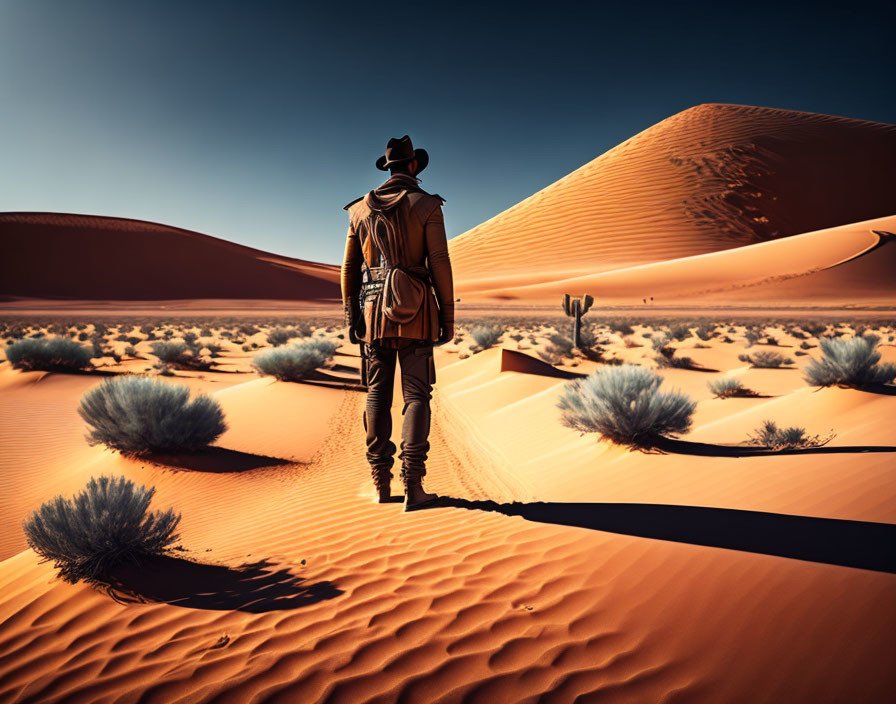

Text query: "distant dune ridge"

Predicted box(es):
[448, 104, 896, 293]
[0, 213, 341, 302]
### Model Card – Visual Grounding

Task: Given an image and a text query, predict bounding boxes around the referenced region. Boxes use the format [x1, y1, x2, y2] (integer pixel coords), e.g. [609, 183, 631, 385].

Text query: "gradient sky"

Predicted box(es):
[1, 1, 893, 265]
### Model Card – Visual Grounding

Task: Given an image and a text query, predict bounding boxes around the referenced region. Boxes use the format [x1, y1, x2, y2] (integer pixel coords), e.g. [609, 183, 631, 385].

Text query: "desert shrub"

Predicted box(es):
[78, 376, 227, 454]
[5, 338, 94, 372]
[556, 364, 695, 449]
[124, 345, 138, 357]
[200, 327, 213, 337]
[239, 324, 260, 336]
[608, 319, 634, 336]
[509, 333, 524, 342]
[669, 324, 691, 341]
[201, 341, 224, 356]
[655, 349, 696, 369]
[803, 334, 896, 389]
[578, 325, 598, 349]
[695, 324, 714, 341]
[252, 338, 336, 381]
[470, 324, 502, 350]
[23, 475, 181, 585]
[293, 322, 313, 338]
[548, 333, 574, 355]
[708, 377, 759, 398]
[743, 330, 760, 347]
[738, 351, 793, 368]
[799, 340, 815, 350]
[183, 331, 199, 346]
[650, 332, 671, 352]
[746, 420, 833, 450]
[150, 341, 189, 363]
[149, 341, 212, 370]
[267, 327, 300, 347]
[78, 331, 90, 341]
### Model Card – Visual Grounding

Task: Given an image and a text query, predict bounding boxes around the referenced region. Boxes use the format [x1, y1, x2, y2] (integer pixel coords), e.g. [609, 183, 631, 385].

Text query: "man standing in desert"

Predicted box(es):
[341, 135, 455, 511]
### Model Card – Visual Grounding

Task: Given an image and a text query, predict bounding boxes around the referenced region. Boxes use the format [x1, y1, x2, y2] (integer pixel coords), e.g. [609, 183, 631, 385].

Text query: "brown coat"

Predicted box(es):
[341, 174, 454, 348]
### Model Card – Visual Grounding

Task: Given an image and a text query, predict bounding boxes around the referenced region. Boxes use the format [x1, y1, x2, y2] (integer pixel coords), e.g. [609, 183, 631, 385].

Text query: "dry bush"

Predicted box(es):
[23, 475, 181, 586]
[557, 365, 695, 449]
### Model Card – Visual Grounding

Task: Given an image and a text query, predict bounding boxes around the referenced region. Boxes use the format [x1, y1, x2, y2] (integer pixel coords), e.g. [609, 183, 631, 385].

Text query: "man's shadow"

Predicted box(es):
[427, 497, 896, 574]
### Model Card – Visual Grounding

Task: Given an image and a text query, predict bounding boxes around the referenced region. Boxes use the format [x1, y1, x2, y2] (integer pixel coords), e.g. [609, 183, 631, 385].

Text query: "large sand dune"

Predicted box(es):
[0, 212, 341, 302]
[449, 104, 896, 293]
[461, 215, 896, 305]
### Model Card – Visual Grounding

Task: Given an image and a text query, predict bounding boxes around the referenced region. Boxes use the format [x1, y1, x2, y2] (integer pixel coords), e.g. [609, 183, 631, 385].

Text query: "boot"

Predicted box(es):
[371, 466, 393, 504]
[401, 464, 438, 511]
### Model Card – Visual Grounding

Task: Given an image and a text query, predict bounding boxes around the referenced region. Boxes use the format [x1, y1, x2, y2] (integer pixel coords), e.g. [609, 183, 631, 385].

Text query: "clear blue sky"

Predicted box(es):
[1, 1, 893, 264]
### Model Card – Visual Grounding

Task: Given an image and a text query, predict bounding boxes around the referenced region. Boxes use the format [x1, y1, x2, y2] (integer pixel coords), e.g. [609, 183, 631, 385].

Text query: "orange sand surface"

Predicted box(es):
[1, 322, 894, 702]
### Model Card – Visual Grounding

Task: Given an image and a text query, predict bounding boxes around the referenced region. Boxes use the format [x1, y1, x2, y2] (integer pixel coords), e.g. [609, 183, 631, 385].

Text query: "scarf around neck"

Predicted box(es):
[365, 173, 425, 213]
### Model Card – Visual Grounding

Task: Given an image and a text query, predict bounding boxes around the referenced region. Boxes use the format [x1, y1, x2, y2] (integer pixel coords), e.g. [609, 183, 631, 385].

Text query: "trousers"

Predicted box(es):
[363, 339, 436, 477]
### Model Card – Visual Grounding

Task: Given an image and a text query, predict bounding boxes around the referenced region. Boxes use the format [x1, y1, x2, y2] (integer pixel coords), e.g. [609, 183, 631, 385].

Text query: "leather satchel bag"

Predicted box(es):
[382, 265, 428, 324]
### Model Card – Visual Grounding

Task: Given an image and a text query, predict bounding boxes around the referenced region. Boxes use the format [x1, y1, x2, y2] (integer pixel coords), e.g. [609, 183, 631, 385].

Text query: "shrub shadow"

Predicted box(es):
[855, 384, 896, 397]
[431, 498, 896, 573]
[107, 556, 342, 612]
[654, 438, 896, 457]
[145, 446, 296, 472]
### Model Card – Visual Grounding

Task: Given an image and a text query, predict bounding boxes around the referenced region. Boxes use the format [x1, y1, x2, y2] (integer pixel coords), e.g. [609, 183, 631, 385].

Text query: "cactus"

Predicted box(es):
[562, 294, 594, 349]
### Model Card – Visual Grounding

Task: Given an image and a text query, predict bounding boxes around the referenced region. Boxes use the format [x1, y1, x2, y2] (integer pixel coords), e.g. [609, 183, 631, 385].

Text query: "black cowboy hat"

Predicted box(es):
[375, 135, 429, 173]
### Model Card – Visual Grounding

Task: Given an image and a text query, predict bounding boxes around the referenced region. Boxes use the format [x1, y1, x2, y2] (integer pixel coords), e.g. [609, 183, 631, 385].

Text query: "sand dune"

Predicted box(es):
[449, 104, 896, 292]
[0, 212, 341, 302]
[460, 215, 896, 305]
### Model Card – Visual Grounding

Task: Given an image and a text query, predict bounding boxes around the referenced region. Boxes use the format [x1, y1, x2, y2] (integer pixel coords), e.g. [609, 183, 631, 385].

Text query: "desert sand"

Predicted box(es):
[1, 103, 895, 702]
[0, 316, 894, 703]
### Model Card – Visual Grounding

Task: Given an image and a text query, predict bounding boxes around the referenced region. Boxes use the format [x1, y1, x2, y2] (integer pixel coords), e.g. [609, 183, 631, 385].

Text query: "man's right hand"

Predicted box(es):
[348, 313, 364, 344]
[436, 323, 455, 346]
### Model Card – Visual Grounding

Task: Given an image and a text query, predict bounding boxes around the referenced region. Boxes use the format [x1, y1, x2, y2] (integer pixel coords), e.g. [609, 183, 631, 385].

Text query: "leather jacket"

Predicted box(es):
[341, 173, 454, 347]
